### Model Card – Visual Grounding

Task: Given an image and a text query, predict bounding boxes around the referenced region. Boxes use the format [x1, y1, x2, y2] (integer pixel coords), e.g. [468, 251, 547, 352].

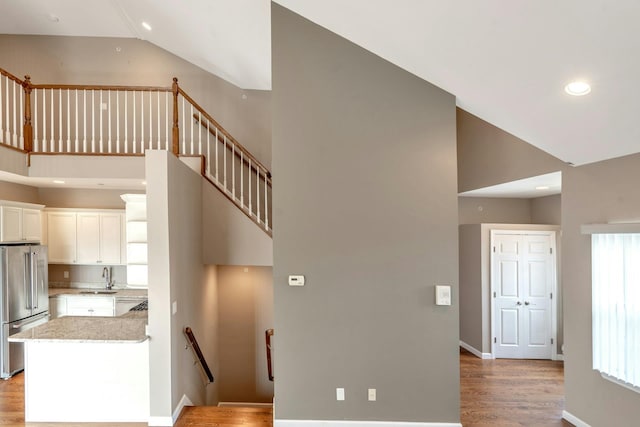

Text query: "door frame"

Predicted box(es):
[490, 229, 559, 360]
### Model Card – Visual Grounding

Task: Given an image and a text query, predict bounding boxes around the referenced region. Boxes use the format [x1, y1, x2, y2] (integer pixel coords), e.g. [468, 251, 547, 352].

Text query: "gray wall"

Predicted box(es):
[0, 34, 271, 167]
[531, 194, 561, 225]
[202, 181, 272, 266]
[38, 188, 140, 209]
[562, 153, 640, 426]
[217, 266, 274, 403]
[147, 151, 218, 421]
[458, 225, 483, 352]
[459, 197, 532, 224]
[457, 108, 567, 192]
[272, 4, 459, 424]
[0, 179, 39, 203]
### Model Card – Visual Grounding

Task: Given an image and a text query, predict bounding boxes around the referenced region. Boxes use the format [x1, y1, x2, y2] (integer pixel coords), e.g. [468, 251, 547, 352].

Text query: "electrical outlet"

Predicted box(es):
[336, 388, 345, 401]
[368, 388, 376, 401]
[63, 271, 69, 279]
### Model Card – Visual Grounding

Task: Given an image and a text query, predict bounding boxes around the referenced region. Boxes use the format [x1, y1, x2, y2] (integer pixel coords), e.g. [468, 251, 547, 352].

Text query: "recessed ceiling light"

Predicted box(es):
[53, 180, 65, 184]
[141, 181, 147, 185]
[536, 186, 550, 190]
[141, 22, 152, 31]
[565, 81, 591, 96]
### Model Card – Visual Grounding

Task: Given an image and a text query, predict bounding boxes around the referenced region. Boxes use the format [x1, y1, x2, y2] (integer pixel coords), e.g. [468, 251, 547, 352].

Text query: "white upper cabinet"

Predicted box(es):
[47, 209, 125, 265]
[0, 201, 45, 243]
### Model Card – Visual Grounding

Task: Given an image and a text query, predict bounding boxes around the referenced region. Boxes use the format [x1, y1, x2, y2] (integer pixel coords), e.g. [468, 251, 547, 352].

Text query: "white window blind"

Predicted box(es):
[592, 233, 640, 391]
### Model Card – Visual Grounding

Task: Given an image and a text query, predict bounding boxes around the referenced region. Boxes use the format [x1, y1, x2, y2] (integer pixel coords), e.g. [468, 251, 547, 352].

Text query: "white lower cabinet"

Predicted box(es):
[115, 298, 142, 316]
[64, 296, 115, 317]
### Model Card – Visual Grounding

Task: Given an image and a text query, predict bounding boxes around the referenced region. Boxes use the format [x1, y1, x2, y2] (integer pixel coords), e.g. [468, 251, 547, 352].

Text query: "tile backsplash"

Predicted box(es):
[48, 264, 127, 288]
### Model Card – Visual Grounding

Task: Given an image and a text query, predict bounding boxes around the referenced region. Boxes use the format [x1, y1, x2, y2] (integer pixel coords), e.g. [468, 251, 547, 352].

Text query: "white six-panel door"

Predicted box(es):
[492, 231, 556, 359]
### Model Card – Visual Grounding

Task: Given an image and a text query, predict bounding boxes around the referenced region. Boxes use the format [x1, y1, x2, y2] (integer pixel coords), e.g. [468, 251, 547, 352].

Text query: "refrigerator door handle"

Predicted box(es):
[11, 312, 48, 329]
[23, 252, 31, 310]
[32, 251, 38, 310]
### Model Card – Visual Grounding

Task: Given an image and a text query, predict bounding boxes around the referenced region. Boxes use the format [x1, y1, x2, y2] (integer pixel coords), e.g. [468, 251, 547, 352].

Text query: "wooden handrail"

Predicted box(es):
[265, 329, 274, 381]
[0, 67, 24, 85]
[179, 88, 272, 179]
[30, 84, 171, 92]
[193, 114, 272, 183]
[184, 327, 214, 384]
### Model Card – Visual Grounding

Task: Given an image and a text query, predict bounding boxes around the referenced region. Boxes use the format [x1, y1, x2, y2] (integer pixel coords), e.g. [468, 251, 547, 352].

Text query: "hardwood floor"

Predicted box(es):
[460, 348, 572, 426]
[0, 352, 569, 426]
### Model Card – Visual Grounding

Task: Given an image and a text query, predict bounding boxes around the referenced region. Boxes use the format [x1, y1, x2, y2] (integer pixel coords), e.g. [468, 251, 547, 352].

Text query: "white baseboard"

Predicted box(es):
[173, 395, 194, 424]
[554, 354, 564, 361]
[275, 420, 462, 427]
[562, 410, 591, 427]
[459, 341, 493, 359]
[218, 402, 274, 408]
[148, 416, 174, 426]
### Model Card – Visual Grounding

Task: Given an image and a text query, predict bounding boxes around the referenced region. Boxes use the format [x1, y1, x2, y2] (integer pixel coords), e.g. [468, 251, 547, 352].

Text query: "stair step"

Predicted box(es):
[175, 405, 272, 427]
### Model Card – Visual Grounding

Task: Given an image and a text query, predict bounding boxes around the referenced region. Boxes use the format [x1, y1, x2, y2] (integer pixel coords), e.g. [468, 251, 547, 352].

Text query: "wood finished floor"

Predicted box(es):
[0, 350, 569, 426]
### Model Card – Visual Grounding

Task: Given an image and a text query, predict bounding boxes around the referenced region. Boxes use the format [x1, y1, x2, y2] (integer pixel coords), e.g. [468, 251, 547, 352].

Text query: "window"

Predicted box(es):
[592, 233, 640, 392]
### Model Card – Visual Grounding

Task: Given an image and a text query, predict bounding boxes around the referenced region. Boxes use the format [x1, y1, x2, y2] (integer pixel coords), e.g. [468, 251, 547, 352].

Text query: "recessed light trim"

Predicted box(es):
[565, 81, 591, 96]
[141, 22, 152, 31]
[141, 181, 147, 185]
[53, 180, 65, 184]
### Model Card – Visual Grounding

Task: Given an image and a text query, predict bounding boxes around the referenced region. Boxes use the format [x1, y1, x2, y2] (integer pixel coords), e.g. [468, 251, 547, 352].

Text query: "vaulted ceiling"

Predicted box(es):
[1, 0, 638, 166]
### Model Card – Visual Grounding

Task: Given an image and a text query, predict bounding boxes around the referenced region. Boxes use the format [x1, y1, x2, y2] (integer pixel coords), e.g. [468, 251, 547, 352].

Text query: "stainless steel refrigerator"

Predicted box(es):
[0, 244, 49, 379]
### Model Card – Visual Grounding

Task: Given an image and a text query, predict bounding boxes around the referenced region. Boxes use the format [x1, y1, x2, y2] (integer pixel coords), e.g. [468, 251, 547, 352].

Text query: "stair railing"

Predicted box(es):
[184, 326, 214, 385]
[0, 67, 271, 235]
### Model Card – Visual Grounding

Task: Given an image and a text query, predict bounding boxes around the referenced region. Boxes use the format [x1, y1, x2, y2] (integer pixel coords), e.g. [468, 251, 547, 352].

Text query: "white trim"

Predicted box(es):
[554, 354, 564, 361]
[562, 410, 592, 427]
[172, 395, 194, 424]
[581, 223, 640, 234]
[218, 402, 274, 408]
[148, 416, 174, 426]
[275, 421, 462, 427]
[459, 341, 493, 359]
[490, 229, 558, 360]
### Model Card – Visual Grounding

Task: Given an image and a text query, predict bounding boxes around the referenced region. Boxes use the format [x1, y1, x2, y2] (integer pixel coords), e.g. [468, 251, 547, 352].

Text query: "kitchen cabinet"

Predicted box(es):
[0, 201, 45, 243]
[121, 194, 148, 288]
[115, 298, 143, 316]
[76, 212, 122, 264]
[49, 296, 67, 319]
[46, 209, 125, 265]
[65, 296, 115, 317]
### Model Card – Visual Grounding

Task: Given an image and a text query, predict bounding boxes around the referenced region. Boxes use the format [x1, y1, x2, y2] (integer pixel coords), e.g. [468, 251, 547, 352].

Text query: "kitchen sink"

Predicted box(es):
[79, 290, 118, 295]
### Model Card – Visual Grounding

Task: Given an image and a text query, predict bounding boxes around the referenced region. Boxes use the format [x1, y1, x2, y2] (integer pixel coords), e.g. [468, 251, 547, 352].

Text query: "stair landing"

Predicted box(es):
[175, 406, 272, 427]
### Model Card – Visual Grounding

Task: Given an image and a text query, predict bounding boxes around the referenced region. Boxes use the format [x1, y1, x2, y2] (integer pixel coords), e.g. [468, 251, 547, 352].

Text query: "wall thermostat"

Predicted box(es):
[288, 275, 305, 286]
[435, 285, 451, 306]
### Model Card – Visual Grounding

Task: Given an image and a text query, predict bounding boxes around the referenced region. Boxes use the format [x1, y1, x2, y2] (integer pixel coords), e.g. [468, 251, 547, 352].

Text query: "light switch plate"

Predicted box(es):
[288, 275, 305, 286]
[336, 388, 345, 401]
[435, 285, 451, 306]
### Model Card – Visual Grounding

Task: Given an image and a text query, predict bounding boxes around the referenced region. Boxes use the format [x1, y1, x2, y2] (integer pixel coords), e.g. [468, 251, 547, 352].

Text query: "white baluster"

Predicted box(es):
[4, 78, 9, 144]
[240, 151, 244, 208]
[108, 91, 112, 153]
[206, 118, 211, 177]
[141, 91, 145, 152]
[265, 173, 269, 230]
[190, 104, 194, 155]
[256, 168, 261, 224]
[19, 84, 23, 148]
[50, 89, 54, 152]
[83, 90, 87, 153]
[12, 80, 17, 146]
[41, 89, 47, 152]
[75, 90, 79, 152]
[91, 90, 95, 153]
[66, 90, 71, 152]
[99, 90, 103, 153]
[248, 160, 252, 215]
[33, 89, 38, 151]
[116, 91, 120, 153]
[198, 111, 202, 155]
[157, 91, 160, 150]
[181, 97, 185, 154]
[232, 143, 236, 199]
[124, 91, 128, 153]
[133, 91, 137, 153]
[165, 92, 169, 151]
[148, 91, 152, 150]
[215, 127, 219, 182]
[58, 89, 62, 152]
[0, 76, 4, 144]
[224, 135, 227, 190]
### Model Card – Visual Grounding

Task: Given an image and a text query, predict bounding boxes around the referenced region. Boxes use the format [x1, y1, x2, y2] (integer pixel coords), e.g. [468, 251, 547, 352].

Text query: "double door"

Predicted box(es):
[492, 232, 556, 359]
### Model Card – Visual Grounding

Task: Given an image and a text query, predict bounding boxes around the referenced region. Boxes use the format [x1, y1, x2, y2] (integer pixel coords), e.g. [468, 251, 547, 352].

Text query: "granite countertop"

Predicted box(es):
[8, 316, 148, 343]
[49, 288, 148, 299]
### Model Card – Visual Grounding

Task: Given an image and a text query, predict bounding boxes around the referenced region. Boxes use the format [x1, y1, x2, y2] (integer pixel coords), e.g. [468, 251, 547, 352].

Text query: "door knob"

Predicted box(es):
[516, 301, 522, 306]
[524, 301, 530, 305]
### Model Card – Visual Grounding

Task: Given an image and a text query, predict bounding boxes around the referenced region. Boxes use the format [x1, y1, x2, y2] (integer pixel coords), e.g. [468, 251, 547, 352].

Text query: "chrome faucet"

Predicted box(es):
[102, 266, 114, 290]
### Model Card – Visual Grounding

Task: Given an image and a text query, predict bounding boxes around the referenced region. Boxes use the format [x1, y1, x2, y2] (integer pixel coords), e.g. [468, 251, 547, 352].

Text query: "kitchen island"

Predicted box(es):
[9, 315, 149, 423]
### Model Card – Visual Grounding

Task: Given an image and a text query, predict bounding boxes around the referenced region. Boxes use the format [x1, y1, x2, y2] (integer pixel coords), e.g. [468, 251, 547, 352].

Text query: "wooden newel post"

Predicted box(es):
[22, 75, 33, 153]
[171, 77, 179, 156]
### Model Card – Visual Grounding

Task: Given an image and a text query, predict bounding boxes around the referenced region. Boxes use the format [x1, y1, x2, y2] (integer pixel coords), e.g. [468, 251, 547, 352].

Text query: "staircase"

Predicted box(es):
[0, 67, 272, 236]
